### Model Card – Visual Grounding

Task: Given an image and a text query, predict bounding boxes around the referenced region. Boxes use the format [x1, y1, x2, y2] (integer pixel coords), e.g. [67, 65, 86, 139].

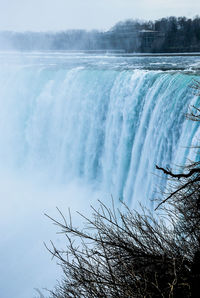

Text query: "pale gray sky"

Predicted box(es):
[0, 0, 200, 31]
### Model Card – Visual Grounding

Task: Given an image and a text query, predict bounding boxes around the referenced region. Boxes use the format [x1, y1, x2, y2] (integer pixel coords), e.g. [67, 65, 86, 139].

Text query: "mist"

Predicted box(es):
[0, 12, 200, 297]
[0, 170, 105, 298]
[1, 16, 200, 53]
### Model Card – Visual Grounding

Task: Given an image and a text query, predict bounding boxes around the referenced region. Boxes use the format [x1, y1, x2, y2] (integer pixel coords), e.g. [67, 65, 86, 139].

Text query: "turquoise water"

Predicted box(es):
[0, 52, 199, 207]
[0, 52, 200, 297]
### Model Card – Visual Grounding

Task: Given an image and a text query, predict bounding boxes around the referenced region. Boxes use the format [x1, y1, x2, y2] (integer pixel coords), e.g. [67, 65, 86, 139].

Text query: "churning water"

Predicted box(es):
[0, 51, 200, 297]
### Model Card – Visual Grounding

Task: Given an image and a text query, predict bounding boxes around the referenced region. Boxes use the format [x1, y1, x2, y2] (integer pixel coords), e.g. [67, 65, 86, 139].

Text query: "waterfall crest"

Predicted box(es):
[0, 63, 199, 208]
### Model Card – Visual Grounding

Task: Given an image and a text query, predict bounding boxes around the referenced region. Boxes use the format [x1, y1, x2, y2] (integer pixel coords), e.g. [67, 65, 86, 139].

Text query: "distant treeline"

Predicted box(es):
[1, 16, 200, 53]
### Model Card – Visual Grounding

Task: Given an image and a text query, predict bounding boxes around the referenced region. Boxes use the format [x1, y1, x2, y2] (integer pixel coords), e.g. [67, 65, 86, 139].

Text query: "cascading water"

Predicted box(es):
[0, 52, 200, 298]
[0, 56, 199, 207]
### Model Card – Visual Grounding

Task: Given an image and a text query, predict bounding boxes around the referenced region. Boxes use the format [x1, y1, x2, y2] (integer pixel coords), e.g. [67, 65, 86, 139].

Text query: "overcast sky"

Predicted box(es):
[0, 0, 200, 32]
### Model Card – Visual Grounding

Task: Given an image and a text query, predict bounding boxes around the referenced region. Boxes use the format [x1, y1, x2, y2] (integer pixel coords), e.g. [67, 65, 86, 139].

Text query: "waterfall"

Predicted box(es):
[0, 63, 199, 209]
[1, 52, 200, 298]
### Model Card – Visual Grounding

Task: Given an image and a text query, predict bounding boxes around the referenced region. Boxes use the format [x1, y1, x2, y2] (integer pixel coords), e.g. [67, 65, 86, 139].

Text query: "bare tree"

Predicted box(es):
[45, 188, 199, 298]
[46, 100, 200, 298]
